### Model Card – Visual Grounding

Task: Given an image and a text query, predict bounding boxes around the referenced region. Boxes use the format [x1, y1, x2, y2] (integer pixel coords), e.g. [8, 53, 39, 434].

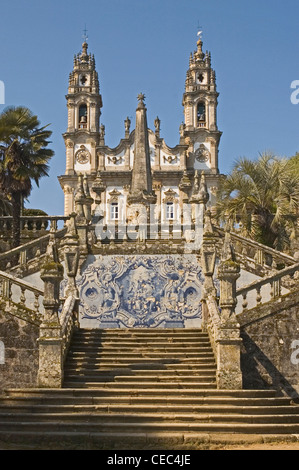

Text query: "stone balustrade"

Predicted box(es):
[236, 262, 299, 315]
[60, 295, 78, 363]
[0, 215, 68, 234]
[0, 270, 44, 319]
[0, 226, 68, 273]
[216, 227, 296, 272]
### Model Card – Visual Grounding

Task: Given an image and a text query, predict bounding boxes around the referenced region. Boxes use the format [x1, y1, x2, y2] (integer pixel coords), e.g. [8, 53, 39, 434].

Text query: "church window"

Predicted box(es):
[79, 104, 88, 128]
[110, 202, 119, 220]
[166, 202, 174, 220]
[197, 102, 206, 124]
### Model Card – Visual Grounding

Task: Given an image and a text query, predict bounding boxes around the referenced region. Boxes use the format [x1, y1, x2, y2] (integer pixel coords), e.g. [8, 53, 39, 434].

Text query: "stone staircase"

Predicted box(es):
[1, 328, 299, 449]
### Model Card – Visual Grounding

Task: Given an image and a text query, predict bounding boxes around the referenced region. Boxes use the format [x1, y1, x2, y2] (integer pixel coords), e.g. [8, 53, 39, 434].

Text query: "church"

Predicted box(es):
[58, 35, 221, 228]
[0, 34, 299, 449]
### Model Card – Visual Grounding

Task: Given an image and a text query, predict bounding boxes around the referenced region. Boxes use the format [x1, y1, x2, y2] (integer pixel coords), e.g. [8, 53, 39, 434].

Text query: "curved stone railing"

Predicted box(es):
[0, 215, 68, 233]
[236, 262, 299, 315]
[216, 227, 296, 272]
[60, 295, 78, 363]
[0, 270, 44, 321]
[204, 295, 221, 357]
[0, 226, 68, 273]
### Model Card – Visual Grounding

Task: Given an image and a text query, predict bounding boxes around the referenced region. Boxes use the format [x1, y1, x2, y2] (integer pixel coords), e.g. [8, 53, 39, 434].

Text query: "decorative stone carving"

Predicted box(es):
[107, 155, 124, 165]
[163, 154, 178, 164]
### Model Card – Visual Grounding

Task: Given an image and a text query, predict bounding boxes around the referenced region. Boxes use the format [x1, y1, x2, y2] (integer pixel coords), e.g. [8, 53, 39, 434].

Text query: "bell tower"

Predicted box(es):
[63, 40, 102, 176]
[182, 33, 222, 175]
[60, 40, 103, 215]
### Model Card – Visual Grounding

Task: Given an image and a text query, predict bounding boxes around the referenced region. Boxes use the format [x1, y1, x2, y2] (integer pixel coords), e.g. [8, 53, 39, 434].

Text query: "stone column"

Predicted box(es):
[216, 229, 243, 389]
[38, 236, 64, 388]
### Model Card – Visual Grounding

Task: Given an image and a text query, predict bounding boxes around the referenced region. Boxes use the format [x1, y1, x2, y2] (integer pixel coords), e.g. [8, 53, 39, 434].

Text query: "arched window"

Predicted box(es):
[197, 102, 206, 126]
[79, 104, 88, 128]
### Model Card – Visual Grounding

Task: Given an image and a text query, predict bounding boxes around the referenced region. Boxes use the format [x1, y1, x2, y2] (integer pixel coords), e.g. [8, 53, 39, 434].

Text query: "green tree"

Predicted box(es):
[216, 153, 299, 251]
[0, 106, 54, 247]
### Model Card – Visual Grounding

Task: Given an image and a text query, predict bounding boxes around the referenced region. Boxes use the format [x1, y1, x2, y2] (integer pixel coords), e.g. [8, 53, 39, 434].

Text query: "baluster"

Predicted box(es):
[19, 249, 27, 266]
[20, 286, 26, 305]
[256, 286, 262, 304]
[242, 292, 248, 310]
[34, 293, 40, 312]
[41, 219, 46, 230]
[271, 278, 281, 299]
[24, 219, 29, 230]
[50, 219, 58, 232]
[2, 279, 11, 300]
[32, 221, 37, 232]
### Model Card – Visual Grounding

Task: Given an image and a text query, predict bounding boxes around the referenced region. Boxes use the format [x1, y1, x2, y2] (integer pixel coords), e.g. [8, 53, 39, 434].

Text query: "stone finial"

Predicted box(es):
[190, 171, 209, 205]
[218, 228, 240, 324]
[91, 171, 106, 206]
[83, 175, 93, 222]
[74, 174, 86, 218]
[99, 124, 105, 144]
[179, 170, 192, 191]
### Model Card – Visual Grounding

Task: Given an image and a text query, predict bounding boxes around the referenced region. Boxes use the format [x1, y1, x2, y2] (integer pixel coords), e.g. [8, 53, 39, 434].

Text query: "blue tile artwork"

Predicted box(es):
[76, 254, 205, 329]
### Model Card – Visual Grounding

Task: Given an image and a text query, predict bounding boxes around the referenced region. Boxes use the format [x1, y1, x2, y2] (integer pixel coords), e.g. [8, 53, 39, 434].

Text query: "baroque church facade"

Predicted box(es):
[58, 36, 222, 233]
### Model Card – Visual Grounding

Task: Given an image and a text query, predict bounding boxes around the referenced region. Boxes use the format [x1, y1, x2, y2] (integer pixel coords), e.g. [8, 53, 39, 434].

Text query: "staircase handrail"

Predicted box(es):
[60, 295, 78, 362]
[0, 269, 44, 321]
[215, 227, 296, 267]
[0, 226, 68, 270]
[236, 262, 299, 313]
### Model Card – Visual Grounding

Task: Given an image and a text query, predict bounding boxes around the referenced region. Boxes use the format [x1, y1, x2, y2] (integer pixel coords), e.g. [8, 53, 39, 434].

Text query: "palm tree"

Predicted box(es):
[0, 106, 54, 247]
[216, 153, 299, 251]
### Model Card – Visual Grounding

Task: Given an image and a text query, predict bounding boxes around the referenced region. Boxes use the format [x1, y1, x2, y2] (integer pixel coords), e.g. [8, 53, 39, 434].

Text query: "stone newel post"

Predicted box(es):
[216, 228, 243, 389]
[200, 210, 217, 330]
[38, 233, 64, 388]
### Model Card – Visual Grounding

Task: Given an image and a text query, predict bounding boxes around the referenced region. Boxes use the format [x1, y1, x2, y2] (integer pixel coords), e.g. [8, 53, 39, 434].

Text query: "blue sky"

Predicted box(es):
[0, 0, 299, 215]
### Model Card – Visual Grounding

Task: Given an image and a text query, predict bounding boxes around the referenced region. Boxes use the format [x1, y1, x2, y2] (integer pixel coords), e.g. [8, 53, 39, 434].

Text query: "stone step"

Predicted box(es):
[1, 396, 291, 409]
[1, 411, 299, 425]
[0, 403, 297, 415]
[72, 336, 210, 343]
[63, 373, 216, 381]
[1, 388, 282, 400]
[66, 353, 215, 361]
[76, 328, 204, 335]
[63, 369, 217, 378]
[62, 382, 218, 390]
[1, 419, 299, 435]
[63, 362, 217, 370]
[68, 345, 213, 352]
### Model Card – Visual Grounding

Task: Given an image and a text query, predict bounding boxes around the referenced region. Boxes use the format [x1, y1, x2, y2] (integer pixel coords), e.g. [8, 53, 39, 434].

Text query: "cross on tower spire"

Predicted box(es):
[82, 25, 88, 43]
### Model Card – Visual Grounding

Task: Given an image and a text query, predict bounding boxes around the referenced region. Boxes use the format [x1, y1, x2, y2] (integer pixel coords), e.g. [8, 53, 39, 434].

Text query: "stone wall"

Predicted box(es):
[239, 290, 299, 399]
[0, 310, 39, 390]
